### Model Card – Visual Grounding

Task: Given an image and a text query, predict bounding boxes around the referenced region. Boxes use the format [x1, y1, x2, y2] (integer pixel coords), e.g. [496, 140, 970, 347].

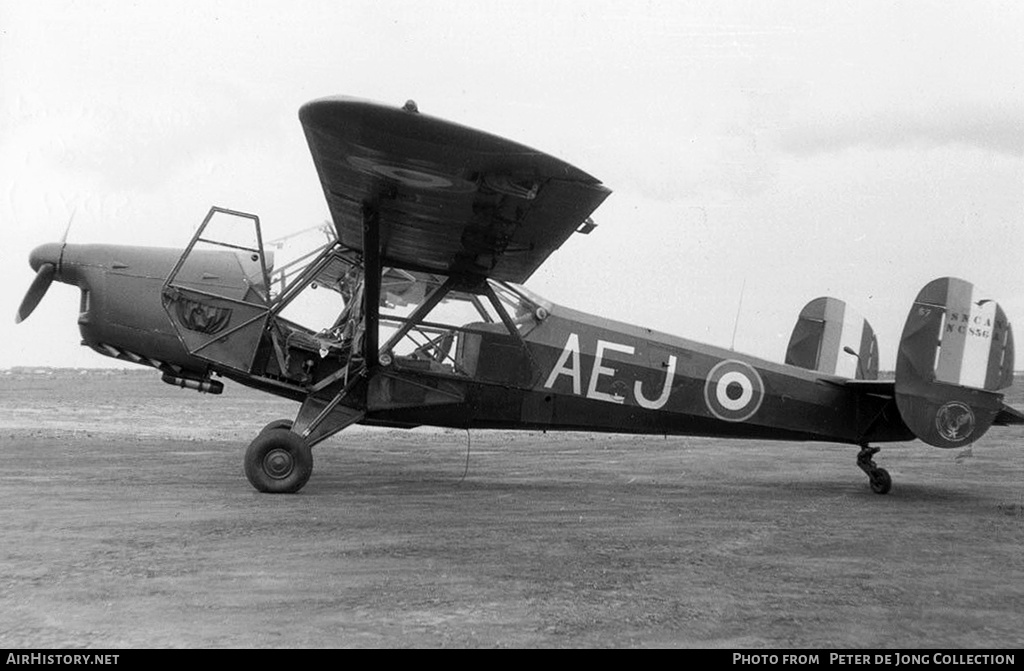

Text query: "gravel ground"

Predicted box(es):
[1, 370, 1022, 648]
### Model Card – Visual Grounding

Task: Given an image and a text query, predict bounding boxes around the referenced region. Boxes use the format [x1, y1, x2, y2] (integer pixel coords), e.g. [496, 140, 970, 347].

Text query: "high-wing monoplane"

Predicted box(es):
[17, 96, 1023, 494]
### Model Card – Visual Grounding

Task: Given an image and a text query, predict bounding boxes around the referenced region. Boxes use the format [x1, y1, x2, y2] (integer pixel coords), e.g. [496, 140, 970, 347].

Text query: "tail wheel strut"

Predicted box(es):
[857, 445, 892, 495]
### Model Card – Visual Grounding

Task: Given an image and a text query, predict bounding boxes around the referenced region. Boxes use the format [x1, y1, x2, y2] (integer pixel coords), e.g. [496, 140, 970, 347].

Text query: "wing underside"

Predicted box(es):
[300, 97, 611, 283]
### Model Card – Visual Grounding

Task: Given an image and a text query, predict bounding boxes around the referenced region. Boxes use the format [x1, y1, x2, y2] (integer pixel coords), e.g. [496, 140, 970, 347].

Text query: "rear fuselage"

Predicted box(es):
[364, 303, 914, 445]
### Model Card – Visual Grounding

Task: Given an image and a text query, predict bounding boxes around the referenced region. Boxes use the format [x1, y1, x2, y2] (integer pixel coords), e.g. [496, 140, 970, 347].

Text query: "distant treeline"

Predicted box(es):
[2, 367, 154, 377]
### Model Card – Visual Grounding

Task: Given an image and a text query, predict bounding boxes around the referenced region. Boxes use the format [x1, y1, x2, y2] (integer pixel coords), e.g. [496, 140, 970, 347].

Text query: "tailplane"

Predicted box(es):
[894, 277, 1015, 448]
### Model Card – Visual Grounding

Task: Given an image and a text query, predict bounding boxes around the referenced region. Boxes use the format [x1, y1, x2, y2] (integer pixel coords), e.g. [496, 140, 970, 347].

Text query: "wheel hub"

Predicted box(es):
[263, 448, 294, 479]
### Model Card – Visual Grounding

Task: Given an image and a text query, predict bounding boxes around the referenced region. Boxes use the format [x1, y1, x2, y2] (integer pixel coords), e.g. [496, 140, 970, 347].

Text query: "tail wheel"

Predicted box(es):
[870, 468, 892, 495]
[857, 445, 892, 495]
[244, 428, 312, 493]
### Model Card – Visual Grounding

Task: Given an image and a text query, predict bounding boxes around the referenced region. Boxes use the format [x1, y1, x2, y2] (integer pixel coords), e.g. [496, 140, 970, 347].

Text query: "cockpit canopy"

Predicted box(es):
[265, 223, 550, 383]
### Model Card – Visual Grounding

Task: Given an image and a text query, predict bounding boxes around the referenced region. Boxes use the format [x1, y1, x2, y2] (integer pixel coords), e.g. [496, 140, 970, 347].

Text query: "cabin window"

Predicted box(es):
[273, 253, 357, 337]
[379, 278, 507, 375]
[490, 281, 545, 334]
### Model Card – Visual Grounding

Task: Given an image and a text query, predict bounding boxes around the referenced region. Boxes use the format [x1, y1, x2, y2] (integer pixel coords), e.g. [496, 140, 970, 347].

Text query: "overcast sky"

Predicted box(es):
[2, 0, 1022, 371]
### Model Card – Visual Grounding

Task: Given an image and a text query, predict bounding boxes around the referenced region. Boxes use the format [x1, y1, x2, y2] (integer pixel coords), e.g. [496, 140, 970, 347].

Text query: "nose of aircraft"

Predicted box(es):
[28, 242, 64, 273]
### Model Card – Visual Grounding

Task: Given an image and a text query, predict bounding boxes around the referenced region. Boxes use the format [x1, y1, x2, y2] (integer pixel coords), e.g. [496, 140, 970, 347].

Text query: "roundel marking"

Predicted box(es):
[704, 359, 765, 422]
[347, 155, 473, 191]
[369, 164, 453, 189]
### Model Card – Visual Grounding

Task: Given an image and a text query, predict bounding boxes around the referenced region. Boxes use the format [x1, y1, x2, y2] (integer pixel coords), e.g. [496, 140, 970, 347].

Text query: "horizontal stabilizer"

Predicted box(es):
[835, 378, 895, 397]
[994, 403, 1024, 426]
[895, 277, 1015, 448]
[785, 297, 878, 379]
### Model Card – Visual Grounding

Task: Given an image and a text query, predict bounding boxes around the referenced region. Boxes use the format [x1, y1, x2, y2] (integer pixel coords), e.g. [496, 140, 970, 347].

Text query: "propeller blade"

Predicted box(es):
[15, 263, 56, 324]
[60, 208, 75, 245]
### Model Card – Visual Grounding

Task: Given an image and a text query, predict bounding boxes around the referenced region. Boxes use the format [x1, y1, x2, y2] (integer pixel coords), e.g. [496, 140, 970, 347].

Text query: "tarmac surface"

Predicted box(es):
[1, 370, 1022, 648]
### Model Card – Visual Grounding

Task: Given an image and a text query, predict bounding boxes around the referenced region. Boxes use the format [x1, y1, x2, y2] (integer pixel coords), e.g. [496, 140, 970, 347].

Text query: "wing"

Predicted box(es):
[300, 96, 611, 283]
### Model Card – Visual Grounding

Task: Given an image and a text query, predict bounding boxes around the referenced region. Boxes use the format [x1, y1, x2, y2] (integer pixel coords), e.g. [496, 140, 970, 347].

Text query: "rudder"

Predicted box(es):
[785, 297, 879, 379]
[895, 277, 1015, 448]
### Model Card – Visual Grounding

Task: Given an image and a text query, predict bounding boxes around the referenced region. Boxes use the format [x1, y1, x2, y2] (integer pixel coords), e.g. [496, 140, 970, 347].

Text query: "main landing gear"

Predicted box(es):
[857, 445, 892, 495]
[244, 424, 312, 493]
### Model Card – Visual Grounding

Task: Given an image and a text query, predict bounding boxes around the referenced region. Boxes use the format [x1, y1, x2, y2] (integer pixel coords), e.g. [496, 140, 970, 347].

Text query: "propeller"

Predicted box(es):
[14, 210, 74, 324]
[15, 263, 57, 323]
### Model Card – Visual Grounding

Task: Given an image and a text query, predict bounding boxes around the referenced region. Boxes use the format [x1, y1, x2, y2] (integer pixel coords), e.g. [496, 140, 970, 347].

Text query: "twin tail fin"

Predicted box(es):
[787, 278, 1018, 447]
[786, 296, 879, 380]
[895, 277, 1014, 448]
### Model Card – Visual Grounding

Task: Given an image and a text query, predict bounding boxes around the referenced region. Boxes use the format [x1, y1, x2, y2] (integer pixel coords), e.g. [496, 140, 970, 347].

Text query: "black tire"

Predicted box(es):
[244, 428, 312, 494]
[870, 468, 892, 495]
[259, 418, 294, 434]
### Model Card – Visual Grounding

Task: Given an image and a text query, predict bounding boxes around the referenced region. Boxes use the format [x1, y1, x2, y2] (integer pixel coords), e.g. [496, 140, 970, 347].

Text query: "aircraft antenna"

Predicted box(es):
[730, 278, 746, 351]
[843, 346, 866, 379]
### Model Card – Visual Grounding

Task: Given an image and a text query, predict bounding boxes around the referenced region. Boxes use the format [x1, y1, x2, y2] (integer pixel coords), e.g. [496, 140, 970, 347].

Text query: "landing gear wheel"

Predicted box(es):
[857, 445, 893, 495]
[244, 428, 312, 493]
[259, 418, 294, 434]
[870, 468, 892, 495]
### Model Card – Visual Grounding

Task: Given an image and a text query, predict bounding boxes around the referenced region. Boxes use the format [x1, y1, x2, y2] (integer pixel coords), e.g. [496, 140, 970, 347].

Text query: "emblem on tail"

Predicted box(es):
[935, 401, 976, 443]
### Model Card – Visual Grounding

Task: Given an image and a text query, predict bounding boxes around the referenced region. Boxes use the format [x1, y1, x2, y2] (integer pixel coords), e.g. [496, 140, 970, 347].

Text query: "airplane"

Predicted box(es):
[16, 95, 1024, 495]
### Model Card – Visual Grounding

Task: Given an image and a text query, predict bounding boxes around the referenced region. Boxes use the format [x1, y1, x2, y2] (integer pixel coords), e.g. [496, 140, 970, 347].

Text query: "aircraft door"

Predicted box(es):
[162, 207, 272, 373]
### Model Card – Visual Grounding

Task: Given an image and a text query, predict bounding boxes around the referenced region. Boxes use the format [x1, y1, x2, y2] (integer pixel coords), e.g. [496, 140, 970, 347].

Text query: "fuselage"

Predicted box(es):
[28, 241, 914, 446]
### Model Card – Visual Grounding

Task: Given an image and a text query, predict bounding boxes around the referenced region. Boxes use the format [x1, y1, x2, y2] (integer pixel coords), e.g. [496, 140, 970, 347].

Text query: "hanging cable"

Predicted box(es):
[457, 429, 472, 485]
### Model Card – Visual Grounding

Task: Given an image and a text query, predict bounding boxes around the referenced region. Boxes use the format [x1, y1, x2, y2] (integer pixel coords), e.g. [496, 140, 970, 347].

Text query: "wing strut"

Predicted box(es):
[288, 202, 382, 446]
[362, 202, 381, 369]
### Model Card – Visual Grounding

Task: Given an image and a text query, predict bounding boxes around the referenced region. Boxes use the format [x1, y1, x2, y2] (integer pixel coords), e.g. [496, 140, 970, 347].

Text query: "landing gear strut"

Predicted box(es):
[857, 445, 892, 495]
